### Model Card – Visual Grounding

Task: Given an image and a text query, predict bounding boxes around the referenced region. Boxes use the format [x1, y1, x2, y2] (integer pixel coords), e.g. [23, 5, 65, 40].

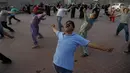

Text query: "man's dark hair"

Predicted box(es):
[123, 8, 129, 12]
[66, 20, 75, 28]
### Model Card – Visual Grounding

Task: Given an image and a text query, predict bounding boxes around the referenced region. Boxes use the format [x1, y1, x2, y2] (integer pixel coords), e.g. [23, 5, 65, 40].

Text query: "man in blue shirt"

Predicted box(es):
[51, 20, 113, 73]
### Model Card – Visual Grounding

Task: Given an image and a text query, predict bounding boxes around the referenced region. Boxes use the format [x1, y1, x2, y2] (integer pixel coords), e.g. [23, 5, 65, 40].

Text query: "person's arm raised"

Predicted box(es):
[88, 42, 114, 52]
[51, 24, 58, 33]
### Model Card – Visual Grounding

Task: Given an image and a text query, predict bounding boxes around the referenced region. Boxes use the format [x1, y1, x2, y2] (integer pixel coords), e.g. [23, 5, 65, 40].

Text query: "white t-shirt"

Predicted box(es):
[56, 8, 68, 17]
[0, 10, 8, 22]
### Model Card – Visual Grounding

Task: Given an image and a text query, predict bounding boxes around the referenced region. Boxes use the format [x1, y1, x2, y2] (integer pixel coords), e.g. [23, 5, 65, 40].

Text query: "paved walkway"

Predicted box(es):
[0, 11, 130, 73]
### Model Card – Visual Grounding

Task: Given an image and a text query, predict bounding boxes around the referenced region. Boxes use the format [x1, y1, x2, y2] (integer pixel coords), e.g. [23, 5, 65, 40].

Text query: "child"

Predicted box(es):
[31, 11, 46, 49]
[79, 8, 96, 57]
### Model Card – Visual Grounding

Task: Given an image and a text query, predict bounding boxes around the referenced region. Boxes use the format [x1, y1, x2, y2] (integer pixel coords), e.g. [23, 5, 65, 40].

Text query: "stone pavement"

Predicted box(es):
[0, 11, 130, 73]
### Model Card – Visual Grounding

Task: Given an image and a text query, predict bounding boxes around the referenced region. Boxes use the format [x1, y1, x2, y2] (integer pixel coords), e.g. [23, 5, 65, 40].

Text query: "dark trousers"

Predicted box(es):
[8, 15, 20, 24]
[0, 32, 4, 38]
[71, 11, 75, 18]
[128, 43, 130, 52]
[105, 11, 110, 16]
[79, 11, 84, 19]
[54, 64, 72, 73]
[95, 12, 100, 19]
[0, 53, 12, 63]
[0, 26, 4, 38]
[1, 21, 14, 32]
[116, 23, 129, 42]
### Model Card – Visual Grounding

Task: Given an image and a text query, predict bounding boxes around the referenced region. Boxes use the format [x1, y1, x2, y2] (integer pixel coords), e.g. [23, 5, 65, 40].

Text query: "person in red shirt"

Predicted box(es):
[33, 4, 44, 15]
[33, 5, 39, 14]
[109, 7, 116, 22]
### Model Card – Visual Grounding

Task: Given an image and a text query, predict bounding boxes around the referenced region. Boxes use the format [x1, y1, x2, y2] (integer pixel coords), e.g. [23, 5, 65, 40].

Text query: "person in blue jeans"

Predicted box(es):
[51, 20, 113, 73]
[56, 6, 70, 31]
[116, 8, 130, 43]
[57, 16, 62, 31]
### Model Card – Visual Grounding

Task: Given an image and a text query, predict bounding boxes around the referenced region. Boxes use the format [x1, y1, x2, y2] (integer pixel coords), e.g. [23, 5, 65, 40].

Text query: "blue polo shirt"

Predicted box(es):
[53, 31, 90, 70]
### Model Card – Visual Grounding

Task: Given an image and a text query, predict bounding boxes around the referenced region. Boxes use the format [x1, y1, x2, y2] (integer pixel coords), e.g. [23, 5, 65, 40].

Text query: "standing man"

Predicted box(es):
[56, 6, 70, 31]
[79, 4, 85, 19]
[45, 4, 51, 16]
[70, 3, 77, 18]
[26, 4, 32, 14]
[51, 20, 113, 73]
[116, 8, 130, 43]
[8, 6, 21, 25]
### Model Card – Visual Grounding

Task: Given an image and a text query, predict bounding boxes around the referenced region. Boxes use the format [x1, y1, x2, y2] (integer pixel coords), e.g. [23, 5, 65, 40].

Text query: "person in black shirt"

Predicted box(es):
[70, 3, 78, 18]
[79, 4, 85, 19]
[53, 5, 57, 14]
[92, 4, 100, 19]
[26, 4, 32, 14]
[104, 4, 110, 16]
[45, 4, 51, 16]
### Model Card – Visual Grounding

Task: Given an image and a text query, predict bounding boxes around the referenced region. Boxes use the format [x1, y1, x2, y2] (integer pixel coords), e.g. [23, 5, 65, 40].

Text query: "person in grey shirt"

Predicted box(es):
[116, 8, 130, 43]
[0, 10, 14, 32]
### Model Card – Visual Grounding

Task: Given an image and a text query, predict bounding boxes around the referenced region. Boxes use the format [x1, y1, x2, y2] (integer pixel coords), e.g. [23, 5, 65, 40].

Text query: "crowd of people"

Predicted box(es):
[0, 2, 130, 73]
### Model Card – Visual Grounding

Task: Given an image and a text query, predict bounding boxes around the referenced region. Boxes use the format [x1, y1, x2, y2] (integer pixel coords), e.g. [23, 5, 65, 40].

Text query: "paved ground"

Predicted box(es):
[0, 10, 130, 73]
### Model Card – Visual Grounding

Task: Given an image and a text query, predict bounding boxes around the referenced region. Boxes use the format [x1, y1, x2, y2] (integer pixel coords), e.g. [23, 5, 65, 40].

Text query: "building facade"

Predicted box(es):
[0, 0, 130, 9]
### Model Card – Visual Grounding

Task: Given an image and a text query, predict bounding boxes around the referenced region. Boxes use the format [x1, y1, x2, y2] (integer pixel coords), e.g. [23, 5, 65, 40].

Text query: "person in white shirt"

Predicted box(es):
[56, 6, 69, 31]
[0, 10, 14, 32]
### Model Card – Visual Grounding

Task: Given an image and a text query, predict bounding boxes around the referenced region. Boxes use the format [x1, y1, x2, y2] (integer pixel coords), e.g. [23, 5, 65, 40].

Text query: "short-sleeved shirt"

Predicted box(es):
[56, 8, 68, 17]
[33, 6, 39, 13]
[10, 8, 19, 16]
[53, 31, 90, 70]
[0, 10, 9, 22]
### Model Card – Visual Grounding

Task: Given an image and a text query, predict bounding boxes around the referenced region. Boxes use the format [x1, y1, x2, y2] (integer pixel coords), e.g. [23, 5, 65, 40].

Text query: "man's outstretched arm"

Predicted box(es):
[87, 42, 114, 52]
